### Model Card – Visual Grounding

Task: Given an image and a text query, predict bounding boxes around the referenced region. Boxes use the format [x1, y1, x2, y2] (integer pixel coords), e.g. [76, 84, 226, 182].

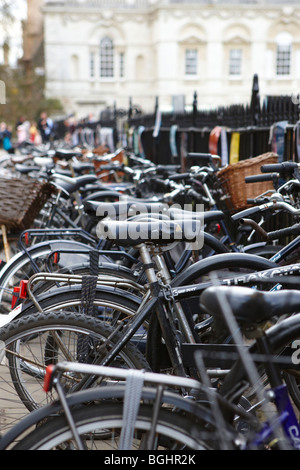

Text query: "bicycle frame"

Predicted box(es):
[269, 234, 300, 264]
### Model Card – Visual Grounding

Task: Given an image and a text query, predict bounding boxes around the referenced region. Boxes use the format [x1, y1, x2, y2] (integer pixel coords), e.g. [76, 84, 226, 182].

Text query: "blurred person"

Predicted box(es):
[38, 112, 53, 143]
[0, 122, 14, 153]
[29, 121, 42, 144]
[17, 118, 30, 146]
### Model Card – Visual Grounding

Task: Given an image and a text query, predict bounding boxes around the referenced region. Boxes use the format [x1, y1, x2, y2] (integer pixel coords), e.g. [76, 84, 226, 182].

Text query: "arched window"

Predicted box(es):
[100, 37, 114, 78]
[276, 32, 292, 76]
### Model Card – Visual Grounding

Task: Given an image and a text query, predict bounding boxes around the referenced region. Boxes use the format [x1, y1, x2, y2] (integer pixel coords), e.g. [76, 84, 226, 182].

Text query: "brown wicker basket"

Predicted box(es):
[217, 152, 278, 212]
[0, 178, 56, 231]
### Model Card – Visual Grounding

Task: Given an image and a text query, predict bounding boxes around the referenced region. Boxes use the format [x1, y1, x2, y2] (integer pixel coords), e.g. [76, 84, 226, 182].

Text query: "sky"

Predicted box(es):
[9, 0, 27, 20]
[0, 0, 28, 66]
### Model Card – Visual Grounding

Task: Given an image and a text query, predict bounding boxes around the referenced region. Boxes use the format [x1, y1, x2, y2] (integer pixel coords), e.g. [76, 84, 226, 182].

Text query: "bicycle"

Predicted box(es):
[3, 281, 300, 449]
[0, 216, 285, 430]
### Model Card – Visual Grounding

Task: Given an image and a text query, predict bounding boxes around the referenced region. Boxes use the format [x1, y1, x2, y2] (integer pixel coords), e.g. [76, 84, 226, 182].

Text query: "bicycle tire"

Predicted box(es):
[244, 244, 283, 259]
[0, 311, 150, 434]
[171, 252, 277, 287]
[10, 401, 211, 450]
[13, 283, 141, 323]
[1, 376, 236, 450]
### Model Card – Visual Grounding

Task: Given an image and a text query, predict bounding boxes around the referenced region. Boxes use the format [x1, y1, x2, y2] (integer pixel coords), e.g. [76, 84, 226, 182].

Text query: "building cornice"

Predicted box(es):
[43, 1, 300, 22]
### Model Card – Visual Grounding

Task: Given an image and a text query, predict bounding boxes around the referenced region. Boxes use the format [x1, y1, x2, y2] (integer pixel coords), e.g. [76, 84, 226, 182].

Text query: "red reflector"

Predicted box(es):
[216, 224, 221, 234]
[19, 280, 29, 299]
[11, 287, 20, 309]
[53, 252, 60, 264]
[24, 232, 29, 245]
[44, 365, 55, 393]
[11, 280, 29, 309]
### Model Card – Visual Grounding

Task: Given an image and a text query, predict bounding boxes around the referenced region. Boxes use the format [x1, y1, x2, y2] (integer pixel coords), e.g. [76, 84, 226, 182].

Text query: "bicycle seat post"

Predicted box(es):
[151, 249, 172, 285]
[150, 245, 197, 344]
[137, 243, 159, 286]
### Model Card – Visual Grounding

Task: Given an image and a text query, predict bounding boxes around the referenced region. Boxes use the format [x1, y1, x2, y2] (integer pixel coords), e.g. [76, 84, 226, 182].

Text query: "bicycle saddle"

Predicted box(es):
[72, 162, 95, 174]
[15, 164, 41, 174]
[84, 200, 224, 226]
[200, 286, 300, 330]
[55, 149, 83, 160]
[84, 200, 168, 219]
[97, 219, 202, 246]
[169, 207, 225, 223]
[51, 174, 99, 194]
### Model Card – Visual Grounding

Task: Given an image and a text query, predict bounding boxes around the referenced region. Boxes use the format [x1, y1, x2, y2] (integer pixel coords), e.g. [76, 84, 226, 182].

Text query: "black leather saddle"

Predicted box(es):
[55, 149, 83, 160]
[200, 286, 300, 329]
[84, 200, 168, 219]
[52, 175, 98, 194]
[97, 219, 202, 246]
[84, 200, 225, 226]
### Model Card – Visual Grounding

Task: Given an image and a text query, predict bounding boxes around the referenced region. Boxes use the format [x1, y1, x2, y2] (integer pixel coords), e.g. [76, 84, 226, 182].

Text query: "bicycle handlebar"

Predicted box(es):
[246, 198, 270, 205]
[186, 152, 221, 168]
[231, 205, 265, 220]
[260, 161, 299, 175]
[245, 173, 279, 183]
[267, 222, 300, 241]
[168, 172, 191, 182]
[232, 200, 300, 221]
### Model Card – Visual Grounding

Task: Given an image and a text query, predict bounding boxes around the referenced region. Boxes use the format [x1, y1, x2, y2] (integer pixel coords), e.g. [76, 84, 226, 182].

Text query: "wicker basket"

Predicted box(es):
[0, 178, 56, 231]
[217, 152, 278, 212]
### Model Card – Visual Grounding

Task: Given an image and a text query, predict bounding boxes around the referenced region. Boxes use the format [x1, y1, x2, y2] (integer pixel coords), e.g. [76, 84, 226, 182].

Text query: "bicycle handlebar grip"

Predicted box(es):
[154, 178, 173, 190]
[168, 172, 191, 181]
[186, 188, 203, 202]
[231, 205, 263, 221]
[246, 198, 269, 205]
[99, 164, 123, 171]
[267, 222, 300, 240]
[260, 161, 298, 175]
[245, 173, 279, 183]
[186, 153, 213, 165]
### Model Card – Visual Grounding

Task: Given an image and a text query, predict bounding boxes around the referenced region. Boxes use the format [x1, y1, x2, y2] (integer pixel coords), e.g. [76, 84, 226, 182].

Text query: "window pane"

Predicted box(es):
[185, 49, 197, 75]
[276, 45, 291, 75]
[120, 52, 124, 78]
[100, 37, 114, 78]
[229, 49, 242, 76]
[90, 52, 95, 78]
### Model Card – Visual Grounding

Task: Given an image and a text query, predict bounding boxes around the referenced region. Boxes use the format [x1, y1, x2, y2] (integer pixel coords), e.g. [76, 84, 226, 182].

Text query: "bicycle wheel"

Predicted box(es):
[10, 401, 211, 450]
[0, 239, 101, 313]
[0, 311, 149, 434]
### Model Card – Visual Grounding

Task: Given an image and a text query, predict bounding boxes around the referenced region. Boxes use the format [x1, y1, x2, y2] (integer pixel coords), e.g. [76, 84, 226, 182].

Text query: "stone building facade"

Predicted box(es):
[41, 0, 300, 118]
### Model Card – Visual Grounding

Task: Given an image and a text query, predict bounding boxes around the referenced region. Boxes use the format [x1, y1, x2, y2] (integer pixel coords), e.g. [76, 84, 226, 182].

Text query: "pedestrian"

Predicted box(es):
[16, 117, 30, 146]
[29, 121, 42, 144]
[0, 122, 14, 153]
[38, 112, 53, 143]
